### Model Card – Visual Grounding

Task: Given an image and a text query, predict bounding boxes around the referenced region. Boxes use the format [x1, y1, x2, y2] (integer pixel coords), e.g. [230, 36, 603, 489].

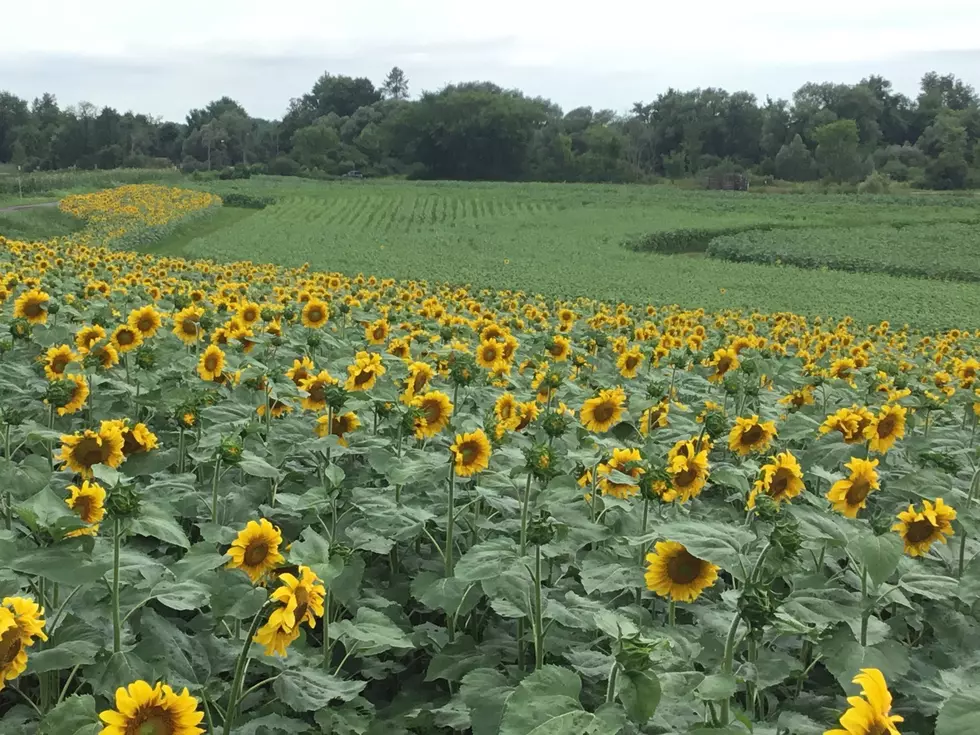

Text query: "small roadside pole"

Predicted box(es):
[17, 166, 22, 199]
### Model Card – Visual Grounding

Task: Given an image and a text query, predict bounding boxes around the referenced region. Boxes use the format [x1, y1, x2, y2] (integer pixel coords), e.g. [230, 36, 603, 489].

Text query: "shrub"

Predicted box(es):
[222, 192, 275, 209]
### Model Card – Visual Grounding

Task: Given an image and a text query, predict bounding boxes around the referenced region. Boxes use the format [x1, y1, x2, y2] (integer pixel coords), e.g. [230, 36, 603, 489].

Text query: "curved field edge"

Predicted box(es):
[156, 189, 980, 331]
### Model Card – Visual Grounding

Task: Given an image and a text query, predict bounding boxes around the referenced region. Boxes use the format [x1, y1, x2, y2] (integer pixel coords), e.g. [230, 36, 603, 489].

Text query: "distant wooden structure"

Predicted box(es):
[705, 173, 749, 191]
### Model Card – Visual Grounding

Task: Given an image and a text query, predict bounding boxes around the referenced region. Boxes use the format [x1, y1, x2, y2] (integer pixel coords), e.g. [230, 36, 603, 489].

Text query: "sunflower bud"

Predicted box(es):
[2, 407, 26, 426]
[10, 318, 31, 340]
[270, 335, 283, 347]
[0, 339, 11, 354]
[107, 483, 141, 519]
[199, 313, 215, 332]
[307, 332, 322, 349]
[134, 346, 156, 370]
[375, 400, 394, 419]
[172, 293, 191, 310]
[46, 301, 60, 315]
[338, 302, 350, 315]
[541, 411, 569, 439]
[400, 406, 424, 435]
[702, 411, 728, 440]
[738, 585, 778, 638]
[524, 444, 559, 482]
[450, 354, 477, 387]
[44, 378, 77, 408]
[646, 380, 667, 401]
[542, 371, 563, 390]
[668, 351, 687, 369]
[722, 375, 740, 396]
[219, 436, 244, 465]
[282, 307, 296, 322]
[439, 326, 453, 342]
[215, 301, 228, 314]
[260, 307, 276, 322]
[615, 637, 655, 673]
[324, 385, 348, 412]
[525, 511, 556, 546]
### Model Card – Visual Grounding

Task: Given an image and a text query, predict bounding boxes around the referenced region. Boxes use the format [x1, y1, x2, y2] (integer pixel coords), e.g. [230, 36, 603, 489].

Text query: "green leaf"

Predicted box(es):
[239, 451, 281, 479]
[696, 673, 737, 701]
[39, 694, 100, 735]
[236, 714, 312, 734]
[791, 506, 849, 547]
[499, 665, 587, 735]
[711, 465, 751, 494]
[273, 668, 367, 712]
[455, 538, 521, 582]
[412, 572, 481, 616]
[426, 634, 500, 682]
[937, 690, 980, 735]
[148, 579, 211, 610]
[15, 486, 85, 536]
[852, 533, 902, 588]
[170, 544, 228, 581]
[332, 608, 414, 655]
[8, 546, 112, 586]
[780, 587, 860, 626]
[135, 610, 211, 688]
[461, 668, 514, 735]
[655, 521, 755, 575]
[130, 502, 190, 549]
[121, 448, 177, 476]
[27, 640, 100, 675]
[619, 670, 661, 723]
[899, 572, 961, 600]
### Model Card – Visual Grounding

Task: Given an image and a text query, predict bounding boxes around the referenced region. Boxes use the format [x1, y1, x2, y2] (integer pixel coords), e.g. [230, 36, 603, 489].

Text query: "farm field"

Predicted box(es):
[0, 183, 979, 735]
[165, 178, 980, 329]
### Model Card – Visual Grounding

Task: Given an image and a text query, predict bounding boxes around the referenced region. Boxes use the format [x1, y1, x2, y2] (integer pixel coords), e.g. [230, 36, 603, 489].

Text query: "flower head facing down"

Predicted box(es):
[645, 541, 720, 603]
[826, 457, 880, 518]
[747, 451, 805, 510]
[597, 448, 645, 500]
[254, 566, 326, 657]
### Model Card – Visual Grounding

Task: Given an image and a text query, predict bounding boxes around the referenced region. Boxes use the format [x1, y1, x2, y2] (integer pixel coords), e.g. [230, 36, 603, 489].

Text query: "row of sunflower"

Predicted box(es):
[0, 187, 976, 733]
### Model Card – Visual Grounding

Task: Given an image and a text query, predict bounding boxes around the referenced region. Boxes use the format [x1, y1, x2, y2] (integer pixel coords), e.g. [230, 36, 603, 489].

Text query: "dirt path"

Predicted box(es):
[0, 201, 58, 213]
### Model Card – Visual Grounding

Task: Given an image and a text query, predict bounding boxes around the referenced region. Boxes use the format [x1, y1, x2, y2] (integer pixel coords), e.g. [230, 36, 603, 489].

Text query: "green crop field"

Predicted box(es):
[154, 178, 980, 329]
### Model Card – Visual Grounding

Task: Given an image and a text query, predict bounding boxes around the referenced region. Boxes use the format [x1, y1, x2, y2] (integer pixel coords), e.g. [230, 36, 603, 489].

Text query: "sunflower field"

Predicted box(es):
[0, 185, 978, 735]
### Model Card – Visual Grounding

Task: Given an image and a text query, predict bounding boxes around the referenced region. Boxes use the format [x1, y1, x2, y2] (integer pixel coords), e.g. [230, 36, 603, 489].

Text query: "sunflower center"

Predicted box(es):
[877, 414, 897, 439]
[307, 308, 323, 322]
[769, 469, 791, 499]
[373, 327, 385, 339]
[127, 705, 175, 735]
[482, 346, 498, 362]
[137, 317, 155, 332]
[122, 431, 144, 455]
[673, 466, 699, 488]
[118, 330, 135, 346]
[22, 300, 42, 317]
[75, 437, 107, 468]
[292, 369, 309, 386]
[717, 357, 731, 373]
[905, 518, 938, 544]
[424, 402, 442, 423]
[294, 586, 310, 625]
[740, 425, 764, 445]
[307, 382, 326, 403]
[459, 441, 479, 464]
[592, 401, 615, 423]
[667, 549, 704, 585]
[51, 355, 70, 373]
[0, 625, 23, 667]
[412, 373, 427, 392]
[73, 495, 95, 522]
[244, 542, 270, 568]
[625, 356, 639, 370]
[181, 319, 199, 336]
[499, 403, 514, 420]
[845, 478, 873, 506]
[354, 369, 373, 386]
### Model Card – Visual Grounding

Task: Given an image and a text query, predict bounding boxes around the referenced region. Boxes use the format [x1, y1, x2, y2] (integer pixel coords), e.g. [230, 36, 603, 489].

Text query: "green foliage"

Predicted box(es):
[222, 192, 274, 209]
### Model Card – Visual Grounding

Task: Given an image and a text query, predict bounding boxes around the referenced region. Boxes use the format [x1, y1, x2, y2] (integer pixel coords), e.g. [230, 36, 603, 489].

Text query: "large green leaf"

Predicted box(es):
[461, 668, 514, 735]
[899, 572, 961, 600]
[332, 608, 414, 656]
[499, 665, 590, 735]
[455, 538, 521, 582]
[27, 640, 101, 675]
[937, 690, 980, 735]
[130, 502, 190, 549]
[273, 667, 367, 712]
[619, 670, 661, 724]
[39, 694, 100, 735]
[425, 635, 500, 683]
[852, 533, 902, 588]
[7, 545, 112, 586]
[148, 578, 211, 611]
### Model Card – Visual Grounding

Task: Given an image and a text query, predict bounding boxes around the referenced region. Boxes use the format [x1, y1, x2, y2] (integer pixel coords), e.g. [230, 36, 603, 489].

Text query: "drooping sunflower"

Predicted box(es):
[65, 480, 107, 537]
[127, 305, 163, 338]
[13, 288, 49, 325]
[825, 668, 903, 735]
[57, 423, 126, 478]
[110, 324, 143, 353]
[865, 404, 906, 454]
[0, 596, 47, 691]
[197, 345, 226, 382]
[365, 318, 390, 345]
[644, 541, 720, 603]
[820, 406, 875, 444]
[667, 439, 711, 502]
[546, 335, 571, 362]
[226, 519, 286, 584]
[42, 344, 79, 380]
[119, 422, 159, 456]
[254, 566, 327, 657]
[55, 374, 89, 416]
[513, 401, 539, 431]
[727, 415, 777, 456]
[314, 411, 361, 446]
[75, 324, 107, 354]
[598, 447, 645, 500]
[707, 347, 739, 383]
[826, 457, 880, 518]
[286, 356, 315, 387]
[300, 370, 339, 411]
[892, 498, 956, 557]
[450, 429, 492, 477]
[257, 398, 293, 419]
[494, 393, 519, 426]
[90, 342, 120, 370]
[172, 305, 205, 345]
[301, 298, 329, 329]
[412, 390, 454, 439]
[955, 357, 979, 388]
[616, 346, 644, 379]
[747, 451, 805, 509]
[778, 385, 815, 410]
[401, 361, 434, 404]
[345, 351, 386, 392]
[639, 400, 669, 435]
[98, 679, 205, 735]
[580, 387, 627, 433]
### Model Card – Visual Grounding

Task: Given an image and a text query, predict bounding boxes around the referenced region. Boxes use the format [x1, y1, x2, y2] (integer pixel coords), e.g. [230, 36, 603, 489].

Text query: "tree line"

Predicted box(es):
[1, 67, 978, 189]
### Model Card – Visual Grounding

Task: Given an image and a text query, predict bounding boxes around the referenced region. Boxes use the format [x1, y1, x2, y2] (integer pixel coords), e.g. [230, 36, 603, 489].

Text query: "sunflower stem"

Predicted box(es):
[668, 600, 676, 626]
[605, 660, 620, 705]
[322, 589, 332, 668]
[718, 611, 743, 726]
[224, 601, 274, 735]
[3, 424, 10, 529]
[958, 470, 980, 577]
[444, 460, 457, 598]
[210, 456, 223, 524]
[519, 472, 533, 554]
[860, 564, 869, 646]
[533, 544, 545, 670]
[111, 517, 122, 654]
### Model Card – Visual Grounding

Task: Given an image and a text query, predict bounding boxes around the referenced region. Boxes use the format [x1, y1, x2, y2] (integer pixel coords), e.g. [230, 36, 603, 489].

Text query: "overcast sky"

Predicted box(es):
[2, 1, 979, 121]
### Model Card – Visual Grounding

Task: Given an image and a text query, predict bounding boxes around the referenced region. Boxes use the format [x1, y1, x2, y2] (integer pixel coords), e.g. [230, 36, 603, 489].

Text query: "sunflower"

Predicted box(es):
[892, 498, 956, 557]
[197, 345, 226, 381]
[747, 451, 805, 509]
[667, 439, 710, 502]
[237, 300, 261, 326]
[707, 347, 739, 383]
[345, 351, 386, 392]
[830, 357, 857, 382]
[257, 399, 293, 419]
[226, 519, 285, 584]
[616, 346, 644, 379]
[65, 480, 107, 538]
[955, 358, 979, 388]
[301, 298, 329, 328]
[91, 342, 120, 370]
[401, 361, 434, 404]
[365, 318, 390, 345]
[639, 400, 669, 435]
[820, 406, 875, 444]
[778, 385, 815, 409]
[476, 339, 505, 370]
[644, 541, 719, 603]
[110, 324, 143, 353]
[172, 305, 205, 345]
[388, 337, 411, 360]
[412, 390, 454, 439]
[286, 356, 315, 387]
[865, 404, 906, 454]
[513, 401, 539, 431]
[494, 393, 519, 426]
[727, 415, 777, 456]
[0, 596, 47, 691]
[57, 423, 126, 478]
[254, 566, 327, 657]
[826, 457, 880, 518]
[13, 288, 49, 325]
[75, 324, 107, 354]
[299, 370, 339, 411]
[598, 448, 644, 499]
[825, 668, 903, 735]
[128, 305, 163, 338]
[53, 374, 89, 417]
[580, 387, 626, 433]
[98, 680, 204, 735]
[450, 429, 492, 477]
[42, 344, 79, 380]
[546, 335, 571, 362]
[314, 411, 361, 446]
[118, 421, 159, 456]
